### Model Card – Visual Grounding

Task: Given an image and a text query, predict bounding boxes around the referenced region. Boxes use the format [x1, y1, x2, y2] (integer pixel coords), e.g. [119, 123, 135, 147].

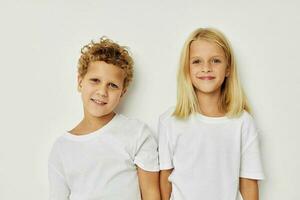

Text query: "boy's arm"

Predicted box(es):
[239, 178, 259, 200]
[160, 169, 173, 200]
[137, 167, 161, 200]
[49, 143, 70, 200]
[48, 163, 70, 200]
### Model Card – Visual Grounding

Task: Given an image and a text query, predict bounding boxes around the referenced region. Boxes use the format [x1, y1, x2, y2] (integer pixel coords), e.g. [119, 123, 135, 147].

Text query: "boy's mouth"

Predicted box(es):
[91, 98, 107, 105]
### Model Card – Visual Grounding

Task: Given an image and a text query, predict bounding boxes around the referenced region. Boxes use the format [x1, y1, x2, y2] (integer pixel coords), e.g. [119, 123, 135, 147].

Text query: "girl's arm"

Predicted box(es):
[160, 169, 173, 200]
[137, 167, 161, 200]
[239, 178, 259, 200]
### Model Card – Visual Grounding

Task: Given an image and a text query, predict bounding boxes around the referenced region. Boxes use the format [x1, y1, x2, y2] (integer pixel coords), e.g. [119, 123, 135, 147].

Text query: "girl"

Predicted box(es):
[159, 28, 264, 200]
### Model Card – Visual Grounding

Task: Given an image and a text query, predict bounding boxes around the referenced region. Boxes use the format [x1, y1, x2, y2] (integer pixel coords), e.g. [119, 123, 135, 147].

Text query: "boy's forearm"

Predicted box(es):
[137, 167, 160, 200]
[239, 178, 259, 200]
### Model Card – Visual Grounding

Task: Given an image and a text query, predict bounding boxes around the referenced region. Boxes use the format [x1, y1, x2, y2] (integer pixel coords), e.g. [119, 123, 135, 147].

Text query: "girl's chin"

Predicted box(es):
[195, 88, 220, 94]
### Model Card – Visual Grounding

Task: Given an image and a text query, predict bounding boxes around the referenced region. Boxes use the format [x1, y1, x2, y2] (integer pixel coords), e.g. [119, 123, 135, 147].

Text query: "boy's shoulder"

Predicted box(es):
[109, 113, 154, 145]
[50, 131, 69, 148]
[114, 113, 147, 130]
[111, 113, 153, 137]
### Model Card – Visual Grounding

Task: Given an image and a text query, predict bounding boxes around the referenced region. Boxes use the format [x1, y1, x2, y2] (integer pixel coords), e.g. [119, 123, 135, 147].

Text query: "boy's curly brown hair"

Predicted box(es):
[78, 37, 134, 89]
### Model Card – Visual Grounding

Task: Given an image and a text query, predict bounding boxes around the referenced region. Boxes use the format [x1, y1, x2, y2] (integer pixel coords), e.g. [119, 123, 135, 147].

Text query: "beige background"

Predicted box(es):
[0, 0, 299, 199]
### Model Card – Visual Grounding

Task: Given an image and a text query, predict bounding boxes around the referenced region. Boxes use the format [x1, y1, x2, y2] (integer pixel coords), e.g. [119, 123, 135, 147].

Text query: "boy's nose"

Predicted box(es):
[96, 85, 108, 97]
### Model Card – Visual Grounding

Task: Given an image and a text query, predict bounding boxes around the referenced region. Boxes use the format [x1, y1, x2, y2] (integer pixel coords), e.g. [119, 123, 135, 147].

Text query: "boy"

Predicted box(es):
[48, 37, 160, 200]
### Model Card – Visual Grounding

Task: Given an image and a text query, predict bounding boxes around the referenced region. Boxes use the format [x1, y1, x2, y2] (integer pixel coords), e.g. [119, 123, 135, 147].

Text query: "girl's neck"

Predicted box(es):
[196, 90, 225, 117]
[70, 112, 115, 135]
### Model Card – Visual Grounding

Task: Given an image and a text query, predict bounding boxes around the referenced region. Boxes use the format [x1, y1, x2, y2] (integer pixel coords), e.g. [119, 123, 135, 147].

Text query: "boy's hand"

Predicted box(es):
[137, 167, 161, 200]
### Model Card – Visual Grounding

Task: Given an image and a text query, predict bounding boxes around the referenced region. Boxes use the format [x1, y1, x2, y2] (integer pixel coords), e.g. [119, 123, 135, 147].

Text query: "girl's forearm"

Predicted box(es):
[239, 178, 259, 200]
[160, 170, 173, 200]
[160, 182, 172, 200]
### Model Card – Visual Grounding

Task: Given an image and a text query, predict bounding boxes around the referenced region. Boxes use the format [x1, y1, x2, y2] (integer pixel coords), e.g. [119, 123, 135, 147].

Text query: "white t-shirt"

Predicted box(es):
[48, 113, 159, 200]
[158, 108, 265, 200]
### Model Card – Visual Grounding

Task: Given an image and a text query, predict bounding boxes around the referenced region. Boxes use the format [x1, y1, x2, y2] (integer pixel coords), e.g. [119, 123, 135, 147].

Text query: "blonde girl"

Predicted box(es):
[159, 28, 264, 200]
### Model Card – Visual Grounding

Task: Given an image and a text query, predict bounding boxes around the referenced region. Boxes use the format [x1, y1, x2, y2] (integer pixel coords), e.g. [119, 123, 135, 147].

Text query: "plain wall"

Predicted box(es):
[0, 0, 299, 199]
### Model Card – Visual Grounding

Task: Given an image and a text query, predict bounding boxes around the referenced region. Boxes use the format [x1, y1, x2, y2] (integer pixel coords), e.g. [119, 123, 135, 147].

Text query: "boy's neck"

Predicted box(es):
[196, 90, 225, 117]
[69, 112, 116, 135]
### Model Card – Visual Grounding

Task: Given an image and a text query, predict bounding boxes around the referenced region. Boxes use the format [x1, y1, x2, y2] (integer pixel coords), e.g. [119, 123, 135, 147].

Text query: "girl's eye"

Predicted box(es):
[212, 59, 221, 63]
[108, 83, 119, 89]
[192, 59, 201, 64]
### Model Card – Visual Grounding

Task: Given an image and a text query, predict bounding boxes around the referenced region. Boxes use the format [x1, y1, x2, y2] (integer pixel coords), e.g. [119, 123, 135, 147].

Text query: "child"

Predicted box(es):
[159, 28, 265, 200]
[48, 37, 160, 200]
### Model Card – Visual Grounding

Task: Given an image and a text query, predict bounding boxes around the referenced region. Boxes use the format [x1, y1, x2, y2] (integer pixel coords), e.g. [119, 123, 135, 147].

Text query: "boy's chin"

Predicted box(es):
[89, 111, 115, 118]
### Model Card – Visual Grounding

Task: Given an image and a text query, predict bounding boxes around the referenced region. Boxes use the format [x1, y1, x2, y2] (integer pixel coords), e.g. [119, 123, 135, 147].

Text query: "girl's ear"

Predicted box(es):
[225, 66, 230, 77]
[77, 75, 83, 92]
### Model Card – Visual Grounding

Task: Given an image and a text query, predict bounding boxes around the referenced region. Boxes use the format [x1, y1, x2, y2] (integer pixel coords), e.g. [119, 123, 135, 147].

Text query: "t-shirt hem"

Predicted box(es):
[134, 160, 159, 172]
[159, 163, 174, 170]
[240, 171, 265, 180]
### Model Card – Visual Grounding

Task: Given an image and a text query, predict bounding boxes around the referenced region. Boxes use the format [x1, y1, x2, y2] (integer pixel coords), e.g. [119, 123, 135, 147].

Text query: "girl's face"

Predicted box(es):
[78, 61, 126, 119]
[189, 39, 229, 96]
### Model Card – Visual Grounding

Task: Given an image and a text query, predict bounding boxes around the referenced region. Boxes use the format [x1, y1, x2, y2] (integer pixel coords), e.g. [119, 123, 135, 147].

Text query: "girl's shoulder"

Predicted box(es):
[159, 106, 176, 124]
[158, 107, 190, 130]
[235, 110, 259, 133]
[238, 110, 255, 123]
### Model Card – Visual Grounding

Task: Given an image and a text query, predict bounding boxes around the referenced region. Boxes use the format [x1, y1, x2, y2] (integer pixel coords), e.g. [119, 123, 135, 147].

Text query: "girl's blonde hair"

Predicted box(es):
[174, 27, 250, 119]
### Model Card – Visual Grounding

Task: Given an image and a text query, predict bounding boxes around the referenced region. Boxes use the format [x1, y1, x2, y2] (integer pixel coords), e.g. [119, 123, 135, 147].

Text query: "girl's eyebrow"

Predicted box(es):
[190, 56, 201, 59]
[190, 55, 224, 59]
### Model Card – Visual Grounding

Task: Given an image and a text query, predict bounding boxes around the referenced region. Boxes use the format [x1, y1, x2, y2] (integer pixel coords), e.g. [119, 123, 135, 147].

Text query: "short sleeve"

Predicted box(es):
[48, 141, 70, 200]
[158, 119, 174, 170]
[240, 114, 265, 180]
[134, 125, 159, 172]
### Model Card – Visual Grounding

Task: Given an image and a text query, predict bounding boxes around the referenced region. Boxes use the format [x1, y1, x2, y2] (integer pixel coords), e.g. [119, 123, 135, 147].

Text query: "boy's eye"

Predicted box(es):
[108, 83, 119, 89]
[90, 78, 100, 83]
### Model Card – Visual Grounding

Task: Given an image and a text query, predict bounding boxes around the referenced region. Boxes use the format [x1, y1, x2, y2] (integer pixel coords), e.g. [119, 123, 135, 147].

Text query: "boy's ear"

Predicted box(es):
[120, 88, 127, 97]
[77, 75, 83, 92]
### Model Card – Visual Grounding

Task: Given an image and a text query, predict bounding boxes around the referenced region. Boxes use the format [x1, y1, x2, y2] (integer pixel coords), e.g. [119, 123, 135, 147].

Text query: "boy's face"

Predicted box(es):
[78, 61, 126, 119]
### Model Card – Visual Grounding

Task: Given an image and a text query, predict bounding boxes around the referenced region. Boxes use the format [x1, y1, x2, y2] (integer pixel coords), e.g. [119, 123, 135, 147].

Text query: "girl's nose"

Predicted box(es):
[201, 62, 212, 73]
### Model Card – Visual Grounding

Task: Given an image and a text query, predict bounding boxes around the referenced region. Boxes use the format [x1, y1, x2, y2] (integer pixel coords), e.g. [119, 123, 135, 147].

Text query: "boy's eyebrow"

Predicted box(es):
[88, 76, 122, 83]
[88, 76, 101, 79]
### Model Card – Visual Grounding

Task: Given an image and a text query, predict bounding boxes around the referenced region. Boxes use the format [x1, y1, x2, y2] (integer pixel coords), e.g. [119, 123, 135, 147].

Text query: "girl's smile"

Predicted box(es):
[197, 76, 216, 80]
